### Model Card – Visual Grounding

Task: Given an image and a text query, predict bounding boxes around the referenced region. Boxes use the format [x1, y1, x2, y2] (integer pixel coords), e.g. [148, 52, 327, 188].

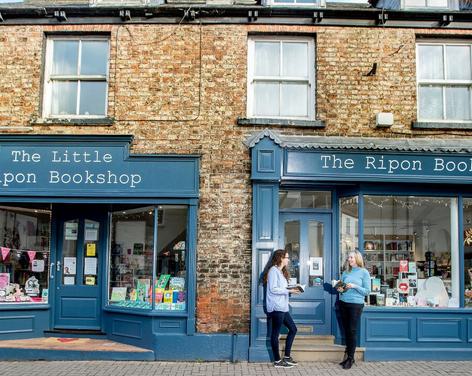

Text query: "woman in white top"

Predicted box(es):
[263, 249, 300, 368]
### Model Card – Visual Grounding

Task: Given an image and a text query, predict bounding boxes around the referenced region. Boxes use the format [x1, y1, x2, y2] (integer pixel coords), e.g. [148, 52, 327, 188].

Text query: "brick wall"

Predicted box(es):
[1, 22, 472, 333]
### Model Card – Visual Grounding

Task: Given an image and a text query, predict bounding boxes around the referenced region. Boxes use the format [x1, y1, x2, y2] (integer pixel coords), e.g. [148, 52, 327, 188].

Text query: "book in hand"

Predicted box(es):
[287, 284, 306, 293]
[331, 279, 347, 293]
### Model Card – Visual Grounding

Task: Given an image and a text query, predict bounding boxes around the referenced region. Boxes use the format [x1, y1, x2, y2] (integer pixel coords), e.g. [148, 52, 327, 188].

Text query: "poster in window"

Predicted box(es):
[65, 222, 78, 241]
[309, 257, 323, 276]
[63, 257, 76, 275]
[84, 257, 97, 275]
[86, 243, 96, 257]
[32, 259, 45, 272]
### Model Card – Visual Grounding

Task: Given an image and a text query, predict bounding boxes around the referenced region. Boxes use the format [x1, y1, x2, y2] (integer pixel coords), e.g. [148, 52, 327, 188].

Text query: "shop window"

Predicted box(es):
[339, 196, 359, 268]
[43, 36, 109, 118]
[463, 198, 472, 307]
[417, 41, 472, 122]
[0, 206, 51, 304]
[279, 190, 331, 209]
[247, 36, 315, 119]
[108, 205, 187, 311]
[363, 196, 459, 308]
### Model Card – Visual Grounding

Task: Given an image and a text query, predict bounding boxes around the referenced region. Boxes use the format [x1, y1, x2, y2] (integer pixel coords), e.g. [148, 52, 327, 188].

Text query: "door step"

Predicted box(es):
[280, 335, 364, 362]
[44, 329, 106, 338]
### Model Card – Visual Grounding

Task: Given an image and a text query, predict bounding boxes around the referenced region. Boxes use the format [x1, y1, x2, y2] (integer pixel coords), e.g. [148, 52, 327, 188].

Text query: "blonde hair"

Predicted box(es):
[345, 250, 364, 272]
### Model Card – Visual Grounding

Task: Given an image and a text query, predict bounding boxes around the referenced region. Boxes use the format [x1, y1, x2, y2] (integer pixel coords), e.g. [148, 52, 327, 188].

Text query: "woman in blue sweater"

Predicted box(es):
[337, 250, 370, 370]
[263, 249, 301, 368]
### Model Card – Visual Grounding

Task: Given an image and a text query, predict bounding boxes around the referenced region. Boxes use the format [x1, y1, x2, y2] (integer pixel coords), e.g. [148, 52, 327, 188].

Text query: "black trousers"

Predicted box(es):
[339, 301, 364, 358]
[268, 311, 298, 362]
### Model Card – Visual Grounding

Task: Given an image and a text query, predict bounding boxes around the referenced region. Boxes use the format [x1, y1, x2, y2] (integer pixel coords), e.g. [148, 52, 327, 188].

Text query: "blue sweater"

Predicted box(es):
[340, 267, 371, 305]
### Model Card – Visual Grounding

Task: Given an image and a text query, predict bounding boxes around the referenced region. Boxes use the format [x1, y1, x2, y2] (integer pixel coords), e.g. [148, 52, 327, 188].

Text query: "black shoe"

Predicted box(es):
[339, 353, 348, 366]
[283, 356, 298, 366]
[342, 357, 355, 370]
[274, 359, 294, 369]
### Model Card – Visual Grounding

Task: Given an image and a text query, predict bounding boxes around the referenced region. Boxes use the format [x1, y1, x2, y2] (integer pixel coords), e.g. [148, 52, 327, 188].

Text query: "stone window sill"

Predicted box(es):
[237, 117, 325, 128]
[412, 121, 472, 130]
[32, 117, 115, 126]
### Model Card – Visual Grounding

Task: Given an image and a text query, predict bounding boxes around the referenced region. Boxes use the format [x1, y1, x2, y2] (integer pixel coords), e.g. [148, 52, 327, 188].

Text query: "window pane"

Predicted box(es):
[308, 221, 324, 287]
[155, 206, 187, 311]
[254, 82, 279, 116]
[0, 206, 51, 304]
[62, 219, 78, 285]
[51, 81, 78, 115]
[363, 196, 458, 308]
[109, 207, 154, 309]
[340, 196, 359, 269]
[284, 221, 300, 284]
[83, 220, 99, 286]
[80, 40, 109, 76]
[52, 40, 79, 75]
[254, 42, 280, 77]
[281, 83, 308, 117]
[446, 46, 471, 80]
[427, 0, 448, 6]
[279, 191, 331, 209]
[445, 86, 471, 120]
[79, 82, 107, 116]
[418, 45, 443, 80]
[282, 42, 308, 78]
[463, 198, 472, 308]
[418, 85, 443, 120]
[406, 0, 427, 6]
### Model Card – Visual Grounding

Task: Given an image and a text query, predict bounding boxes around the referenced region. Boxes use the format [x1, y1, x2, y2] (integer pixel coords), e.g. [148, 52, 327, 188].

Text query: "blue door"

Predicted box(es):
[279, 213, 332, 335]
[53, 207, 105, 330]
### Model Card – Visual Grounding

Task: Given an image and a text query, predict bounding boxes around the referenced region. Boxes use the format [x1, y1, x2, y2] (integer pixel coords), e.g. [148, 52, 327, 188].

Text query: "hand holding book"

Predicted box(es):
[287, 284, 306, 293]
[331, 279, 348, 293]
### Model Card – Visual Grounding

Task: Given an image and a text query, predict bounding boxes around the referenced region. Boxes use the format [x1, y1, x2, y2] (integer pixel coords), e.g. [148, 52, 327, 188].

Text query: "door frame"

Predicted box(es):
[278, 211, 334, 335]
[50, 205, 108, 330]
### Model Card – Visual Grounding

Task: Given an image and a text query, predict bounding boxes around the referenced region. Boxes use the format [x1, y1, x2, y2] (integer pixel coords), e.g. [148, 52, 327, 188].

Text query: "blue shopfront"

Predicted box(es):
[247, 129, 472, 361]
[0, 134, 224, 360]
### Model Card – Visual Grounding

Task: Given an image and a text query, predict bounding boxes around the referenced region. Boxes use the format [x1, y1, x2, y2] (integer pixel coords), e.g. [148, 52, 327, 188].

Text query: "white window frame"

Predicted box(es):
[91, 0, 155, 5]
[247, 35, 316, 120]
[263, 0, 326, 7]
[402, 0, 456, 10]
[42, 35, 110, 119]
[416, 40, 472, 123]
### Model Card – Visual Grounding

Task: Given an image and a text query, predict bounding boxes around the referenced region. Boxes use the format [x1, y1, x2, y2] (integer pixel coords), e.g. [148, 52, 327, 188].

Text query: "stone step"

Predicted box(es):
[280, 339, 364, 363]
[280, 334, 335, 345]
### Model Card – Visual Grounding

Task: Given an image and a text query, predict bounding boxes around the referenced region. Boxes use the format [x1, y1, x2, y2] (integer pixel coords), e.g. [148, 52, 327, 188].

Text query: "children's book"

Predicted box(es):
[156, 274, 171, 289]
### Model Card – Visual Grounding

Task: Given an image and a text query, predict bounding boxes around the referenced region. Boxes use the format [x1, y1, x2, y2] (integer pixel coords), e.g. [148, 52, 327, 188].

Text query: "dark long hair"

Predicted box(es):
[262, 249, 290, 284]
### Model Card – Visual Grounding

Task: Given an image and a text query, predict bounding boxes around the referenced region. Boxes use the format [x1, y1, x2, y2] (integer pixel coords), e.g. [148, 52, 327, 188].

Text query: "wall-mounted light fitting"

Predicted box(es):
[54, 10, 67, 22]
[119, 10, 131, 21]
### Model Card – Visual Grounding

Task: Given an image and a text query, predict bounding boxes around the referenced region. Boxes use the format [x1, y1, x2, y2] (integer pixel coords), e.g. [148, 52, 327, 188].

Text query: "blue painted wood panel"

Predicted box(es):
[469, 318, 472, 343]
[417, 318, 466, 343]
[0, 315, 34, 334]
[256, 186, 276, 241]
[365, 317, 413, 342]
[0, 309, 50, 340]
[111, 318, 143, 339]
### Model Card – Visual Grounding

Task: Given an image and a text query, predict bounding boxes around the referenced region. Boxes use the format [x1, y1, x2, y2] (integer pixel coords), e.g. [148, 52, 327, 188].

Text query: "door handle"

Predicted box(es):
[50, 262, 55, 279]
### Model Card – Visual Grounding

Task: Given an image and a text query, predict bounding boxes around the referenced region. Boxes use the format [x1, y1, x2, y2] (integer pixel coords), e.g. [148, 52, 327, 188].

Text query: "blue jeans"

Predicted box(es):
[268, 311, 297, 362]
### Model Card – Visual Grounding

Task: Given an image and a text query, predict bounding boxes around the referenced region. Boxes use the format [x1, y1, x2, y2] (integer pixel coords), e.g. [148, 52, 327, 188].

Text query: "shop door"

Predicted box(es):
[279, 213, 332, 335]
[53, 208, 105, 330]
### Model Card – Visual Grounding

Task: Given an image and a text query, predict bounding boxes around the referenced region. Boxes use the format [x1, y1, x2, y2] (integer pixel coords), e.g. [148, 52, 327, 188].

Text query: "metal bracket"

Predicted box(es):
[377, 12, 388, 25]
[248, 10, 258, 23]
[440, 14, 453, 26]
[313, 11, 323, 24]
[54, 10, 67, 22]
[0, 13, 4, 23]
[184, 9, 197, 21]
[119, 9, 131, 22]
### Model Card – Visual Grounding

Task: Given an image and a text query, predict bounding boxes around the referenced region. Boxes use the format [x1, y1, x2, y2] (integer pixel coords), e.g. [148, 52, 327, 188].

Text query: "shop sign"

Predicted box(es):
[286, 150, 472, 183]
[0, 140, 198, 197]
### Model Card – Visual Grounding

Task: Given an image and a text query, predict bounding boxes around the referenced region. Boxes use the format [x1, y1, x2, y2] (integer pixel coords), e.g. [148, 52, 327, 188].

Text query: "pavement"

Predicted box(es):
[0, 360, 471, 376]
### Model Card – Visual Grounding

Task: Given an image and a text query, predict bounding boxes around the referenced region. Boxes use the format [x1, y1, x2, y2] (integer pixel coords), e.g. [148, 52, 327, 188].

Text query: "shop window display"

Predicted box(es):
[109, 205, 187, 311]
[339, 196, 359, 268]
[0, 206, 51, 303]
[463, 198, 472, 307]
[363, 196, 459, 308]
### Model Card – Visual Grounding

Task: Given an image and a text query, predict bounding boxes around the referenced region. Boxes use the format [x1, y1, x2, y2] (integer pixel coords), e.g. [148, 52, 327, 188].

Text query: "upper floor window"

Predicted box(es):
[247, 36, 315, 120]
[417, 41, 472, 122]
[43, 36, 110, 118]
[267, 0, 324, 6]
[404, 0, 449, 8]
